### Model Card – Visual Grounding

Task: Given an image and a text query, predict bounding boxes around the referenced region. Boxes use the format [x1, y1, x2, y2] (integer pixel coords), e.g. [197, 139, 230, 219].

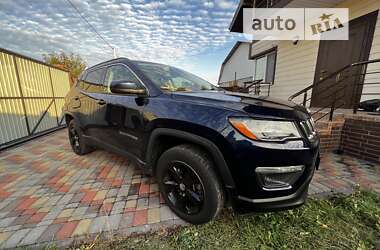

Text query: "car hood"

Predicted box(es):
[170, 91, 310, 120]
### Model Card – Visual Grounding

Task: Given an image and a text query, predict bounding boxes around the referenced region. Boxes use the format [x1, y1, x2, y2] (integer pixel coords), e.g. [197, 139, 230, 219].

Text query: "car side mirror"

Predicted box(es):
[110, 80, 147, 95]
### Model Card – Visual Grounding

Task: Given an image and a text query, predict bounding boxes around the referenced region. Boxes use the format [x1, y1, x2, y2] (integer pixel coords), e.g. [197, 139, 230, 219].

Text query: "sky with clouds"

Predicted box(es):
[0, 0, 246, 84]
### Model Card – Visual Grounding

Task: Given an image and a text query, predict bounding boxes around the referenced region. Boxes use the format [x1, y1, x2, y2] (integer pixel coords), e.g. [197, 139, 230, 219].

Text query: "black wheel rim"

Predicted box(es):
[69, 126, 80, 153]
[162, 161, 205, 215]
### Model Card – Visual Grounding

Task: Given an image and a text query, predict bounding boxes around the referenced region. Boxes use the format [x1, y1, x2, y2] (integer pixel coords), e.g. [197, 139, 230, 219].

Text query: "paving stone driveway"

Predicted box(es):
[0, 129, 379, 249]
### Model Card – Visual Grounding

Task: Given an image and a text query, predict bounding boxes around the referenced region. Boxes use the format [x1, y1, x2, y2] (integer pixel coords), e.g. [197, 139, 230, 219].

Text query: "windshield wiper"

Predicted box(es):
[175, 87, 191, 92]
[160, 86, 192, 92]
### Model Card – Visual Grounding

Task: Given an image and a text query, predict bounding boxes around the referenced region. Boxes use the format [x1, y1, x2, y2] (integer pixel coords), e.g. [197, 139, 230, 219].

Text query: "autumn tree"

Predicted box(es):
[43, 52, 87, 86]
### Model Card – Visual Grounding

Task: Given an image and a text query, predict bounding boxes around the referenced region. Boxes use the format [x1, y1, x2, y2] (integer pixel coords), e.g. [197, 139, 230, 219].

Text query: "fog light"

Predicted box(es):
[255, 165, 305, 191]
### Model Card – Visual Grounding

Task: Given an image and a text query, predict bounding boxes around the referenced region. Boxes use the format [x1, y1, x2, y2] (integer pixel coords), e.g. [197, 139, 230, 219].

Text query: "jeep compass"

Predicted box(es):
[63, 58, 320, 224]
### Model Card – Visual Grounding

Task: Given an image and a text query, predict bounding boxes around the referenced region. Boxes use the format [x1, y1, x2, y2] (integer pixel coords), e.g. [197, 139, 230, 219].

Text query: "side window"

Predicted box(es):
[79, 68, 106, 93]
[105, 65, 141, 87]
[85, 68, 105, 85]
[252, 49, 277, 84]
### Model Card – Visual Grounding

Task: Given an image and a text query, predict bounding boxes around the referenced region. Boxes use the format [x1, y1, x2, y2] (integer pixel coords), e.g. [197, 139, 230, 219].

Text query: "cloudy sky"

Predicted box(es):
[0, 0, 246, 84]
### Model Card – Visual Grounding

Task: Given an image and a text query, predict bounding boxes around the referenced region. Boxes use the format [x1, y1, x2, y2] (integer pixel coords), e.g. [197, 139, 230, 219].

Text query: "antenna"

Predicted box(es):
[112, 47, 118, 58]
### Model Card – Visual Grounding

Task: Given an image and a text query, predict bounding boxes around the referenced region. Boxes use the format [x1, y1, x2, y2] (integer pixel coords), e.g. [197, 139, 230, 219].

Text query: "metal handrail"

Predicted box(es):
[288, 58, 380, 121]
[289, 59, 380, 101]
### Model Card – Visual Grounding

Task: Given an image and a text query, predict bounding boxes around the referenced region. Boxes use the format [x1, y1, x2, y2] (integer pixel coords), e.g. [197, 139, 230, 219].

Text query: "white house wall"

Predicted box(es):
[271, 41, 320, 104]
[219, 43, 254, 84]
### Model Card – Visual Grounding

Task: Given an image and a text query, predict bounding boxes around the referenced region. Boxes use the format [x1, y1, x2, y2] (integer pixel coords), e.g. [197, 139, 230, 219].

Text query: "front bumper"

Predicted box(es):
[232, 162, 315, 213]
[222, 125, 320, 213]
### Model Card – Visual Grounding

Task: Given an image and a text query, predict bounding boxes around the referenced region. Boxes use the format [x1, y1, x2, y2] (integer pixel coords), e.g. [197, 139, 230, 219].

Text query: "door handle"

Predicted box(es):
[319, 70, 328, 81]
[97, 99, 106, 105]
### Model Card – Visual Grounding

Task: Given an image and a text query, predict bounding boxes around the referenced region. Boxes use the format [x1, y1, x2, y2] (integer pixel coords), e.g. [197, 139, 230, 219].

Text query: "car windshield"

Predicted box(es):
[133, 61, 216, 92]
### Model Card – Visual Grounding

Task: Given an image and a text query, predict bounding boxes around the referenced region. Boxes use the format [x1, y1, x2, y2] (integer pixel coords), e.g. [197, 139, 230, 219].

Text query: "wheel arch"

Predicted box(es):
[146, 128, 236, 190]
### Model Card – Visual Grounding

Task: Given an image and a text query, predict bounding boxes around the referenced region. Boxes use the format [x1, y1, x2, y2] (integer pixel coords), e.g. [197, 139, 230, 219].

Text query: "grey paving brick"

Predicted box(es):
[65, 202, 80, 209]
[38, 223, 62, 243]
[20, 225, 49, 246]
[136, 198, 149, 210]
[107, 188, 119, 198]
[81, 213, 98, 220]
[72, 206, 88, 218]
[37, 219, 54, 227]
[70, 192, 85, 203]
[0, 199, 19, 212]
[148, 196, 160, 208]
[43, 207, 64, 221]
[46, 195, 63, 206]
[88, 216, 107, 234]
[0, 199, 13, 211]
[0, 212, 9, 220]
[314, 182, 332, 192]
[91, 182, 103, 189]
[104, 214, 122, 232]
[111, 201, 125, 215]
[0, 216, 17, 228]
[57, 193, 74, 205]
[1, 224, 22, 232]
[115, 196, 124, 202]
[2, 228, 30, 248]
[126, 194, 138, 200]
[117, 186, 130, 197]
[160, 206, 175, 221]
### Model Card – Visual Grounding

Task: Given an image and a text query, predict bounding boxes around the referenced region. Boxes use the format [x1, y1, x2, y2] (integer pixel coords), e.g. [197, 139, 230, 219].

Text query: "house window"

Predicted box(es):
[252, 48, 277, 84]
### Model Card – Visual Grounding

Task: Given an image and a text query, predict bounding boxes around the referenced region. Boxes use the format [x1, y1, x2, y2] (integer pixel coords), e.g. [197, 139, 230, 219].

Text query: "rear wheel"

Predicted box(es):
[68, 120, 94, 155]
[156, 144, 224, 224]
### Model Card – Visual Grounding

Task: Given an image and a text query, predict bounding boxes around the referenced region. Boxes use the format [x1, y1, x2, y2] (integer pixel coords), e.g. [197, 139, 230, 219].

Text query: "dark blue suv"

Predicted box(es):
[63, 58, 320, 224]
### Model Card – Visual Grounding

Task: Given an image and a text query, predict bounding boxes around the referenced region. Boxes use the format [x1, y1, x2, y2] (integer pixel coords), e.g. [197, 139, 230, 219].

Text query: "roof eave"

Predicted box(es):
[229, 0, 250, 33]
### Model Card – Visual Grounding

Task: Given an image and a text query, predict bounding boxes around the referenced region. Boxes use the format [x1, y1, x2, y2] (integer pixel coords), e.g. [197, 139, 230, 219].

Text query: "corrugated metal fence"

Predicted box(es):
[0, 48, 71, 149]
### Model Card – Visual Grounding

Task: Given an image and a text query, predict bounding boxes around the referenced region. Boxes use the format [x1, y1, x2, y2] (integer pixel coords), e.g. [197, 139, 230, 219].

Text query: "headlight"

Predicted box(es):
[229, 117, 301, 141]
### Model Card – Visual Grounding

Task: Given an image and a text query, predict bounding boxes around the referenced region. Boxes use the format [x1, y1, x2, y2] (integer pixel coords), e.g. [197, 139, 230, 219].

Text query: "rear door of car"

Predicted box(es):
[76, 67, 108, 141]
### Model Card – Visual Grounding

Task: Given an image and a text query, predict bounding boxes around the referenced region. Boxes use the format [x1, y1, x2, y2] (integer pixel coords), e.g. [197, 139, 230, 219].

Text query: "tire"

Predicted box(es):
[68, 120, 94, 155]
[156, 144, 224, 224]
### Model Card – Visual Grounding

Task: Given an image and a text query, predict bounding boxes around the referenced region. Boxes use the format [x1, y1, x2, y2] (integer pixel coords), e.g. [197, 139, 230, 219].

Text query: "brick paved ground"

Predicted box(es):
[0, 129, 379, 249]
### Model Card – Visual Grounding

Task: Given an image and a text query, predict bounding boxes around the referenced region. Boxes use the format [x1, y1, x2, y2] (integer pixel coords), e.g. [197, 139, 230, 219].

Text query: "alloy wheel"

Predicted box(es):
[162, 161, 205, 215]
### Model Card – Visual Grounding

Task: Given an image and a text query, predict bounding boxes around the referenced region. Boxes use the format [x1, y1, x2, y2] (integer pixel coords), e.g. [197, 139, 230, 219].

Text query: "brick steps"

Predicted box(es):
[315, 112, 380, 163]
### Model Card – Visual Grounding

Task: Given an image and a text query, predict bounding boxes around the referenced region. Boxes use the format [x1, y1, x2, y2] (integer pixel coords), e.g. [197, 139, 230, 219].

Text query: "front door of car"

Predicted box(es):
[100, 64, 147, 159]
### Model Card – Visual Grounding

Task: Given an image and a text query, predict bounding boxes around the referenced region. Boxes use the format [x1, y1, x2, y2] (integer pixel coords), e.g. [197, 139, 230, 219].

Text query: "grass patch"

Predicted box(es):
[78, 191, 380, 250]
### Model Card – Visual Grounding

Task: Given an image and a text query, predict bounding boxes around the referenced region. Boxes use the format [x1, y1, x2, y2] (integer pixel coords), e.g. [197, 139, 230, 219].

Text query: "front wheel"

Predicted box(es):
[156, 144, 224, 224]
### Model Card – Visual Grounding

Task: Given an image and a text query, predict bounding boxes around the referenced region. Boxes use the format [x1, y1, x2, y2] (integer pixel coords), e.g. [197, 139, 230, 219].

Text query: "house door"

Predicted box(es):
[311, 11, 378, 108]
